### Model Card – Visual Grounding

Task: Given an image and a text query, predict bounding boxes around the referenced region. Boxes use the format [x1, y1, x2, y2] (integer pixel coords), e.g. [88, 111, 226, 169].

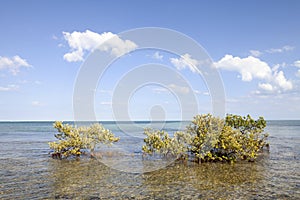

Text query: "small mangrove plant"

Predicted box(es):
[49, 121, 119, 159]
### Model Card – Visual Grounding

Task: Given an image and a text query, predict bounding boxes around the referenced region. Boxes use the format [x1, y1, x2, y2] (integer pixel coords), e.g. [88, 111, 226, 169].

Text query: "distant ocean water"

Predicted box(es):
[0, 121, 299, 199]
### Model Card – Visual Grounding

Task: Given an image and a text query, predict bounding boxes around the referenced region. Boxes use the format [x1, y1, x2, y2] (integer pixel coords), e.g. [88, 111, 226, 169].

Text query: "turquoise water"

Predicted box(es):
[0, 121, 299, 199]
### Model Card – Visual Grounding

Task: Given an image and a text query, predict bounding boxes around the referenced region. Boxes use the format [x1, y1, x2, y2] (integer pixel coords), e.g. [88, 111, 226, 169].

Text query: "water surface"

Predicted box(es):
[0, 121, 299, 199]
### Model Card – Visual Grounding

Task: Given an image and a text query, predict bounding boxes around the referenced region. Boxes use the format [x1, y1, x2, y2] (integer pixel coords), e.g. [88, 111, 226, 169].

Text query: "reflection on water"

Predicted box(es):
[48, 158, 265, 199]
[32, 150, 298, 199]
[1, 149, 299, 199]
[0, 121, 300, 199]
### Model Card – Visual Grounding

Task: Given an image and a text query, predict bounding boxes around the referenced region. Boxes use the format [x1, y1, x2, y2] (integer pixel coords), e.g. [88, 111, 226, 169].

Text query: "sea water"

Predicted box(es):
[0, 121, 299, 199]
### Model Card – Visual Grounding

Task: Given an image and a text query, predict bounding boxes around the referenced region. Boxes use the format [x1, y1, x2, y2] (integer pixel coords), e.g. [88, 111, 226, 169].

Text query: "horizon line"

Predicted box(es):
[0, 119, 300, 122]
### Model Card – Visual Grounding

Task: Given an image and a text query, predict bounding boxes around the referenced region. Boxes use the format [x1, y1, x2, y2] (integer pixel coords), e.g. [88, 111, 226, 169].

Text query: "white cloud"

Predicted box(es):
[271, 63, 287, 72]
[152, 51, 163, 60]
[62, 30, 137, 62]
[266, 45, 294, 53]
[0, 84, 19, 92]
[168, 84, 190, 94]
[63, 49, 84, 62]
[273, 71, 293, 90]
[170, 53, 199, 73]
[258, 72, 293, 93]
[215, 54, 293, 93]
[248, 45, 294, 58]
[258, 83, 273, 91]
[214, 54, 272, 81]
[0, 56, 31, 75]
[193, 89, 210, 96]
[294, 60, 300, 68]
[249, 50, 262, 57]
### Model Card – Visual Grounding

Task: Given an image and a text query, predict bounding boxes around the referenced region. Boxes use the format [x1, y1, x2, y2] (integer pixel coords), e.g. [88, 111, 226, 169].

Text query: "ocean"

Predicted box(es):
[0, 120, 299, 199]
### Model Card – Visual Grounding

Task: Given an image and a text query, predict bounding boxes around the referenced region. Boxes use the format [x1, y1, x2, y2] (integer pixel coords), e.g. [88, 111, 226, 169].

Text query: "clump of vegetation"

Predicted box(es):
[142, 114, 269, 163]
[187, 114, 224, 162]
[142, 129, 191, 159]
[49, 121, 119, 159]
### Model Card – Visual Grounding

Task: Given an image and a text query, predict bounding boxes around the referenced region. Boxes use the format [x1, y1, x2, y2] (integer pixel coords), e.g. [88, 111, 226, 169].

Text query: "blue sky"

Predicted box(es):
[1, 0, 300, 120]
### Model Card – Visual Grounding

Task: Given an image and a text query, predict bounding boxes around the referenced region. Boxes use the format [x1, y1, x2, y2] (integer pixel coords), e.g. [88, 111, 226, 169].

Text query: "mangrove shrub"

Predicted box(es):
[142, 114, 269, 163]
[49, 121, 119, 158]
[142, 128, 191, 159]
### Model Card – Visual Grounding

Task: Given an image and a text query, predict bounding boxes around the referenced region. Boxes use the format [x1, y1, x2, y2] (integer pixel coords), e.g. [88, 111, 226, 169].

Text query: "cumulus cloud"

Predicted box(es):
[170, 53, 200, 73]
[258, 83, 273, 91]
[258, 73, 293, 93]
[273, 71, 293, 90]
[152, 51, 163, 60]
[62, 30, 137, 62]
[215, 54, 293, 93]
[0, 56, 31, 75]
[0, 84, 19, 92]
[63, 49, 84, 62]
[258, 70, 293, 92]
[214, 54, 272, 81]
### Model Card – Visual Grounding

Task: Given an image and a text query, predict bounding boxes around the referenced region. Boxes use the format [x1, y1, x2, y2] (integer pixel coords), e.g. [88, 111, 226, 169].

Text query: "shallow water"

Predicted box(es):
[0, 121, 299, 199]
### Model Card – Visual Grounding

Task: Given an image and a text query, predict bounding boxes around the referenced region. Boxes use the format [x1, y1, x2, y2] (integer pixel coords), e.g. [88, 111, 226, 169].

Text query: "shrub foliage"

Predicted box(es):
[142, 114, 269, 163]
[49, 121, 119, 158]
[142, 129, 191, 159]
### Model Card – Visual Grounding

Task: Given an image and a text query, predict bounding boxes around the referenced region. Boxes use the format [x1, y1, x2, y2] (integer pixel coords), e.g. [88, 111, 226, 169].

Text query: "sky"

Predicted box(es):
[0, 0, 300, 121]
